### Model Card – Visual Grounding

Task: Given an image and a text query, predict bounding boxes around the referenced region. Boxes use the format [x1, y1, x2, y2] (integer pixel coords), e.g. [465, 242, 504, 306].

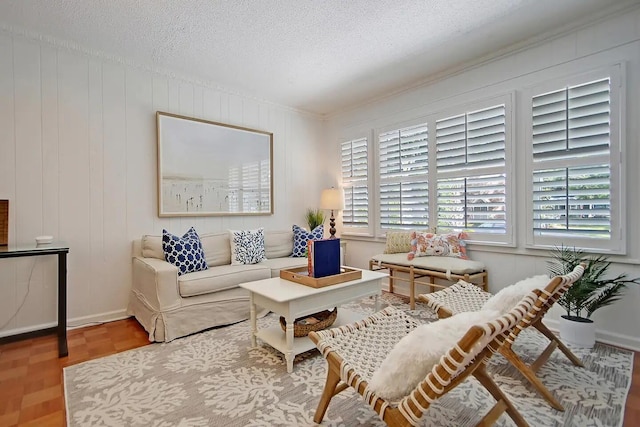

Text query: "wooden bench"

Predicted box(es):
[369, 253, 488, 309]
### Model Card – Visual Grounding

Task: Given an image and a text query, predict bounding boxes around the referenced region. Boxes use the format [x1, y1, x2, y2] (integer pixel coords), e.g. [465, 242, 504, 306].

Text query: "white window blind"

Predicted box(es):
[435, 104, 507, 234]
[341, 137, 369, 228]
[437, 174, 507, 233]
[531, 78, 611, 239]
[378, 123, 428, 230]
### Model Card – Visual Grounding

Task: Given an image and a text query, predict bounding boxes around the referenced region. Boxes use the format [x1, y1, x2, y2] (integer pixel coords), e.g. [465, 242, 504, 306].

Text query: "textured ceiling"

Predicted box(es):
[0, 0, 632, 114]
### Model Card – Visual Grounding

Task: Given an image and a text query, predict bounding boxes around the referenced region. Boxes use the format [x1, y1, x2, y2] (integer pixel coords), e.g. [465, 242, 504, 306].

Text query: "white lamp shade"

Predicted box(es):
[320, 188, 344, 210]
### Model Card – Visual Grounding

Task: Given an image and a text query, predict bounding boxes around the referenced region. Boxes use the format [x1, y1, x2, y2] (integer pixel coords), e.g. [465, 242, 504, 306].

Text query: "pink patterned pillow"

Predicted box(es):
[407, 231, 468, 261]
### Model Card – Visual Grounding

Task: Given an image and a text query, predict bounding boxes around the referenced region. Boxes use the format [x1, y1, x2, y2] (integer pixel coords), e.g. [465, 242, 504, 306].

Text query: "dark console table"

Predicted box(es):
[0, 242, 69, 357]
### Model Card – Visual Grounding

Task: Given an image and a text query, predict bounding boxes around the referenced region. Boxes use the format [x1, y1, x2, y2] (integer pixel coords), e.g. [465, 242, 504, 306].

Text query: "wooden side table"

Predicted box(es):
[0, 242, 69, 357]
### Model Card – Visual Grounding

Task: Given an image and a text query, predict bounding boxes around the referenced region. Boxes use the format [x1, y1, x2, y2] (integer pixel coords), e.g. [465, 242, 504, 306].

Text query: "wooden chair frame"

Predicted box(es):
[419, 264, 586, 411]
[309, 294, 543, 427]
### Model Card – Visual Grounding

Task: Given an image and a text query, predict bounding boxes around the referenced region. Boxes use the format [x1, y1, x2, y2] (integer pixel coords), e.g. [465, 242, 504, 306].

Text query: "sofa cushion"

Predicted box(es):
[178, 264, 271, 297]
[141, 234, 163, 259]
[292, 224, 324, 257]
[259, 257, 308, 278]
[230, 228, 267, 265]
[162, 227, 208, 276]
[265, 230, 294, 259]
[199, 231, 232, 267]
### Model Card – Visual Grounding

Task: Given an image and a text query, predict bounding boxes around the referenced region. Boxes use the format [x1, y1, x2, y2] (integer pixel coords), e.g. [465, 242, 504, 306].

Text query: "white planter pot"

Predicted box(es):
[559, 315, 595, 349]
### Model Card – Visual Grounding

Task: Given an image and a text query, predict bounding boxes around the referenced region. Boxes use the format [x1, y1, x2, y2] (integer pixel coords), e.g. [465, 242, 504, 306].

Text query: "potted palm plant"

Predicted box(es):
[547, 246, 640, 348]
[305, 208, 325, 231]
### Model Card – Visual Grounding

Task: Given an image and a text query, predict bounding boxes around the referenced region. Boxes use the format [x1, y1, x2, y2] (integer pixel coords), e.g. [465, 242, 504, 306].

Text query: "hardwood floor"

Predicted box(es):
[0, 318, 638, 426]
[0, 319, 150, 426]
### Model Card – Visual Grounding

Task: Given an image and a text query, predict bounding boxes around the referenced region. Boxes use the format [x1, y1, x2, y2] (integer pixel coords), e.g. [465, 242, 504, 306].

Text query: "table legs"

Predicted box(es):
[57, 252, 68, 357]
[249, 294, 257, 348]
[285, 317, 294, 373]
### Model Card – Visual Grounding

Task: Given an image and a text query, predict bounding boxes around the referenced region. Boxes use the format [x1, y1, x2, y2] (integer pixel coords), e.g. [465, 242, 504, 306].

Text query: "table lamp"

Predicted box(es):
[320, 187, 344, 239]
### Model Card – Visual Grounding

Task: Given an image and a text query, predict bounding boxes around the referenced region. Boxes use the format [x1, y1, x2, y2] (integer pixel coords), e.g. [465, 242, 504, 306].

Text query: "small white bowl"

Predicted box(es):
[35, 235, 54, 245]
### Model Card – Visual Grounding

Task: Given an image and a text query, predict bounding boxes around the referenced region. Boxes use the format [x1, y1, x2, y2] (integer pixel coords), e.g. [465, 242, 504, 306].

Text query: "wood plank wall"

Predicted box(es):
[0, 30, 325, 336]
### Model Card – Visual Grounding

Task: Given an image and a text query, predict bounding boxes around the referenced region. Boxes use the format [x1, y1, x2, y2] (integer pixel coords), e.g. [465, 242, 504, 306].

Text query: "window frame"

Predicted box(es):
[523, 64, 625, 254]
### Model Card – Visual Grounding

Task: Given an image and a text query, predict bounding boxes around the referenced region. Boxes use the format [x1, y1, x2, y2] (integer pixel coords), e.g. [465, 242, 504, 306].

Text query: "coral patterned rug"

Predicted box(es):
[64, 294, 633, 426]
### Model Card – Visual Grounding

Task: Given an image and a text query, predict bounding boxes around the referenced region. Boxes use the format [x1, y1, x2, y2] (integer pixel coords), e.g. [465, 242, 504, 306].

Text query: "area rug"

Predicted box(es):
[64, 294, 633, 426]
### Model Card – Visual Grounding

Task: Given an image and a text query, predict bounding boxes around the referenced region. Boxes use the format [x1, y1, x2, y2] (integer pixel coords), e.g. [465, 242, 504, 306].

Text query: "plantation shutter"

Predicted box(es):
[378, 123, 428, 229]
[531, 78, 611, 237]
[435, 104, 507, 233]
[342, 137, 368, 228]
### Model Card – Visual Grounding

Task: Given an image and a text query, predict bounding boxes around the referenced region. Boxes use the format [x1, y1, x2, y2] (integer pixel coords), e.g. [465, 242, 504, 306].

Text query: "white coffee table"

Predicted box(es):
[239, 269, 387, 373]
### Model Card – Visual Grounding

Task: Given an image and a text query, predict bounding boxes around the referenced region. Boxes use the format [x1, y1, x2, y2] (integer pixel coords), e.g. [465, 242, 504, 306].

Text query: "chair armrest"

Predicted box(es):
[132, 256, 181, 311]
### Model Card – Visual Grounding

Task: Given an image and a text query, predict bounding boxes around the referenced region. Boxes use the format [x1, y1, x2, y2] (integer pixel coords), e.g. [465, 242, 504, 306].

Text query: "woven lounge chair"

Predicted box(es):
[308, 293, 540, 427]
[418, 264, 585, 411]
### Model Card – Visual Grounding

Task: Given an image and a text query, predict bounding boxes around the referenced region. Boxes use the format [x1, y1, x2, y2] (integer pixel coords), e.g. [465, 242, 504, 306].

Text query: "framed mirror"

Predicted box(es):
[157, 112, 273, 217]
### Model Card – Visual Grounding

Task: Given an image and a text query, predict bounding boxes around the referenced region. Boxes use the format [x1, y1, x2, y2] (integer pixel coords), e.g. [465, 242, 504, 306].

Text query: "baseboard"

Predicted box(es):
[67, 309, 130, 329]
[0, 309, 131, 339]
[0, 322, 57, 339]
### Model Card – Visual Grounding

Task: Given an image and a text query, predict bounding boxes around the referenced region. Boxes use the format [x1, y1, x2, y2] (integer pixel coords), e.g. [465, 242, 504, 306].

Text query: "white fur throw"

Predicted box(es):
[368, 309, 501, 400]
[481, 274, 549, 314]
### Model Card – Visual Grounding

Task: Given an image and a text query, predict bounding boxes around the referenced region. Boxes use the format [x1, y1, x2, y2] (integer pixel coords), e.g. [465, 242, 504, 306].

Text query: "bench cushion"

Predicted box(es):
[371, 253, 485, 275]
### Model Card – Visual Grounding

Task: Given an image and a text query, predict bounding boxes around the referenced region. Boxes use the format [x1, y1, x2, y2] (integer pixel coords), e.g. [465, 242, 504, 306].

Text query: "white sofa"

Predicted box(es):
[128, 229, 308, 342]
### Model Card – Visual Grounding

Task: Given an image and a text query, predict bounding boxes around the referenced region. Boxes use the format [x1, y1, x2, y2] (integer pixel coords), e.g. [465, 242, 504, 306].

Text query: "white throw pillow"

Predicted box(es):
[481, 275, 549, 314]
[368, 309, 501, 401]
[229, 228, 267, 265]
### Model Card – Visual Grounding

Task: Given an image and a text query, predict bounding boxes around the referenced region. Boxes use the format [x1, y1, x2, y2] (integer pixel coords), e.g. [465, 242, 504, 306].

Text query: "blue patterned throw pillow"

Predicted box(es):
[291, 224, 324, 257]
[230, 228, 267, 265]
[162, 227, 208, 276]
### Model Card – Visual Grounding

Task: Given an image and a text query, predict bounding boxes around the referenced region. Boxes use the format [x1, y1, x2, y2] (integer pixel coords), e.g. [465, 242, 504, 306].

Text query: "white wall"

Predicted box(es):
[0, 30, 325, 336]
[330, 6, 640, 350]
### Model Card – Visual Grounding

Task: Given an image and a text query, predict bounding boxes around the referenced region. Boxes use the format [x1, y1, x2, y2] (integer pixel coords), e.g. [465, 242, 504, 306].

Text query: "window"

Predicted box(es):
[362, 95, 513, 244]
[435, 104, 508, 238]
[341, 137, 369, 232]
[378, 123, 429, 231]
[526, 66, 624, 252]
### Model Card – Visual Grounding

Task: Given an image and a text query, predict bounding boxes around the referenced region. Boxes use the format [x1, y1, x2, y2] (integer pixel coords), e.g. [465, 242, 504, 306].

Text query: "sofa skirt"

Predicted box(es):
[127, 288, 267, 342]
